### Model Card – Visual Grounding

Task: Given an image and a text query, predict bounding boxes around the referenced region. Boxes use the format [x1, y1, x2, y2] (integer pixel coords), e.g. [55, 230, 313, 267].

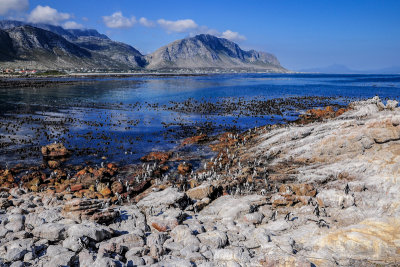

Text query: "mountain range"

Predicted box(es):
[299, 64, 400, 74]
[0, 20, 286, 72]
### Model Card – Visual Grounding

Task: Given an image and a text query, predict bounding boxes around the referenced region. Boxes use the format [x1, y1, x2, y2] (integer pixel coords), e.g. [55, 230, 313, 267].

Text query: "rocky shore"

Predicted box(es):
[1, 97, 400, 266]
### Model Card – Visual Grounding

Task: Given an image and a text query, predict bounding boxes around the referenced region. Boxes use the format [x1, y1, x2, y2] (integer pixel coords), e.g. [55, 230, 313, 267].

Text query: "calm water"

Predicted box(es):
[1, 73, 399, 166]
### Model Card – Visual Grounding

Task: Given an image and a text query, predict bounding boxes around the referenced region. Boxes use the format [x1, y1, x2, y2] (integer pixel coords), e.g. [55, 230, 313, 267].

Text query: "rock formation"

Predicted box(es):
[0, 97, 399, 266]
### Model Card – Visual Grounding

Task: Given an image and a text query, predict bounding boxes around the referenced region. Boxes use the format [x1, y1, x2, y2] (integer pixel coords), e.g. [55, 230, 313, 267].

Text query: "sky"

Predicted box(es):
[0, 0, 399, 71]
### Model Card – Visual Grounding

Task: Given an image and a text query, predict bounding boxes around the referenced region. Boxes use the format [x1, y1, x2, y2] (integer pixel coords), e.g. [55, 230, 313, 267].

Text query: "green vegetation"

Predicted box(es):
[35, 70, 66, 76]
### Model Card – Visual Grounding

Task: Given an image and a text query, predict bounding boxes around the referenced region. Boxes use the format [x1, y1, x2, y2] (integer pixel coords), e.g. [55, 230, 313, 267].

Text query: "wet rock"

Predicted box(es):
[41, 143, 70, 158]
[178, 162, 192, 175]
[182, 134, 208, 146]
[47, 160, 60, 169]
[141, 151, 172, 164]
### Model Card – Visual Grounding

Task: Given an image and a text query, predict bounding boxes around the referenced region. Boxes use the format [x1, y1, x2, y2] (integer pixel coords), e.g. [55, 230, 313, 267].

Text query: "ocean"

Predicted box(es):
[1, 73, 399, 166]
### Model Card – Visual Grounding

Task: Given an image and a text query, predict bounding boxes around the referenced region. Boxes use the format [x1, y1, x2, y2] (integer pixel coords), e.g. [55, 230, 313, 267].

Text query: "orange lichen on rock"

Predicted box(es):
[140, 151, 172, 164]
[296, 106, 351, 124]
[41, 143, 70, 158]
[182, 134, 208, 146]
[177, 163, 192, 175]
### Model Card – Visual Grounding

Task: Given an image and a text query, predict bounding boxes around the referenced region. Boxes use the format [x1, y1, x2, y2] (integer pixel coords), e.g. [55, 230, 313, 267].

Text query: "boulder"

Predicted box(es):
[108, 205, 148, 233]
[213, 248, 251, 265]
[4, 247, 28, 262]
[41, 143, 70, 158]
[32, 223, 67, 241]
[5, 214, 25, 232]
[137, 187, 189, 215]
[67, 223, 112, 242]
[197, 230, 228, 249]
[63, 199, 118, 224]
[200, 195, 264, 220]
[186, 183, 215, 200]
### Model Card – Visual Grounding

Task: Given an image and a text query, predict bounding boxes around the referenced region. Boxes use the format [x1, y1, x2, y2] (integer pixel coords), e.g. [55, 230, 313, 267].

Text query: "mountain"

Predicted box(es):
[66, 29, 109, 40]
[0, 29, 16, 61]
[0, 20, 286, 72]
[146, 34, 286, 72]
[73, 37, 146, 68]
[1, 26, 94, 69]
[0, 20, 146, 69]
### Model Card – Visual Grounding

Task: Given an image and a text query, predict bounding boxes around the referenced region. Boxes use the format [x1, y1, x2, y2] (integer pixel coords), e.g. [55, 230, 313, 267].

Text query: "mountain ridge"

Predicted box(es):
[0, 20, 286, 72]
[146, 34, 285, 72]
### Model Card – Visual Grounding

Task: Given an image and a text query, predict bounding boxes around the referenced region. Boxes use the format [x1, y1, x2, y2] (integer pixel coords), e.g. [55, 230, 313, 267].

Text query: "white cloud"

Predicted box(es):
[27, 5, 71, 25]
[157, 18, 198, 33]
[63, 21, 84, 29]
[221, 30, 246, 42]
[139, 17, 155, 27]
[102, 12, 136, 28]
[190, 25, 220, 36]
[0, 0, 29, 15]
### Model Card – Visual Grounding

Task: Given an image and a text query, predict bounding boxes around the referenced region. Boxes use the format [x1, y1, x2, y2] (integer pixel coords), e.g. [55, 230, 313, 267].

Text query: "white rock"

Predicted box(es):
[137, 187, 187, 214]
[32, 223, 67, 241]
[197, 230, 228, 249]
[5, 247, 28, 262]
[67, 223, 111, 242]
[262, 219, 290, 233]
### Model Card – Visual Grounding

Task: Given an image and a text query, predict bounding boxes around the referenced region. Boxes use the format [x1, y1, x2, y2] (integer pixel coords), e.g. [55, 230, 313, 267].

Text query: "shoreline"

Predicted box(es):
[3, 98, 399, 265]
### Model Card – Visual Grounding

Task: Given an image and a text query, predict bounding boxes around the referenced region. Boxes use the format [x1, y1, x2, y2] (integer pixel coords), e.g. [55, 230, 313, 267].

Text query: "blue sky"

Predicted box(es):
[1, 0, 399, 70]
